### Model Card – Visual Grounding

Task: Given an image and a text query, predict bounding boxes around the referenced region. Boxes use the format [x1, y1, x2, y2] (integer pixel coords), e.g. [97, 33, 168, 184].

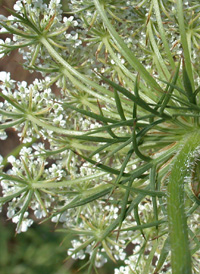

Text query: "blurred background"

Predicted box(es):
[0, 1, 118, 273]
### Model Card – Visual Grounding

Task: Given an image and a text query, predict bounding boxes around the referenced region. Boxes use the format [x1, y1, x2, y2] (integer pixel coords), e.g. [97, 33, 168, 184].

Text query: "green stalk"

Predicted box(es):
[102, 37, 160, 105]
[40, 36, 137, 112]
[147, 21, 170, 80]
[167, 129, 200, 274]
[176, 0, 194, 91]
[93, 0, 161, 92]
[152, 0, 175, 70]
[26, 114, 87, 136]
[39, 37, 116, 99]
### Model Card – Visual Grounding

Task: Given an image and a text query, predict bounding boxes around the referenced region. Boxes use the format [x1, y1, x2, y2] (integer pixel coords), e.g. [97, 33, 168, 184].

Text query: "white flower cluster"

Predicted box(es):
[0, 0, 82, 77]
[0, 71, 69, 142]
[1, 147, 54, 233]
[0, 0, 200, 272]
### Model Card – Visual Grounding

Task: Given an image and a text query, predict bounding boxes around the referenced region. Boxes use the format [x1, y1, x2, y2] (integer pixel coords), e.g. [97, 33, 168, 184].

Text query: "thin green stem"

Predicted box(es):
[93, 0, 162, 92]
[176, 0, 194, 90]
[39, 37, 118, 100]
[26, 114, 88, 136]
[152, 0, 175, 70]
[147, 21, 170, 80]
[167, 129, 200, 274]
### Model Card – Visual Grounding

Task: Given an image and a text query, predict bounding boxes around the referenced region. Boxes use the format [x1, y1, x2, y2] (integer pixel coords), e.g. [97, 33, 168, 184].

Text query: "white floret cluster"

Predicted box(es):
[0, 72, 68, 142]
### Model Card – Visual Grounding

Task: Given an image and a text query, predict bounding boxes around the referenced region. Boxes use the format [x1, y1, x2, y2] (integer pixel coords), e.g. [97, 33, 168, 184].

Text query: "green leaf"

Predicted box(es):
[63, 103, 118, 123]
[119, 219, 166, 232]
[134, 204, 145, 238]
[147, 21, 170, 80]
[149, 166, 158, 230]
[182, 58, 196, 104]
[132, 124, 152, 162]
[0, 187, 28, 204]
[0, 118, 25, 129]
[5, 6, 41, 34]
[0, 92, 25, 112]
[16, 189, 34, 232]
[154, 237, 170, 274]
[73, 151, 130, 177]
[143, 240, 158, 274]
[0, 173, 28, 185]
[176, 0, 194, 91]
[114, 90, 126, 120]
[100, 75, 170, 119]
[0, 21, 37, 38]
[152, 0, 175, 70]
[159, 60, 181, 114]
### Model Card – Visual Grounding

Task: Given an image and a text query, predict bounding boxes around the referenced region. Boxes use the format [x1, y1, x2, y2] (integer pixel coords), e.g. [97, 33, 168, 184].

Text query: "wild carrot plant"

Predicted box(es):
[0, 0, 200, 273]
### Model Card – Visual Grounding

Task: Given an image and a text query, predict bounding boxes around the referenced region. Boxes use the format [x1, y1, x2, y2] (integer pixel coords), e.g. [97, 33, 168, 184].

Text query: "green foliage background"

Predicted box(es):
[0, 218, 69, 274]
[0, 216, 117, 273]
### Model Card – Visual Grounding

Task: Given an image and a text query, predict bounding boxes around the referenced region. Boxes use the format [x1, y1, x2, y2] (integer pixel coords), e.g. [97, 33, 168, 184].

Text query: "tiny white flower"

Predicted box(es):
[17, 219, 34, 233]
[0, 131, 7, 140]
[7, 208, 15, 218]
[34, 209, 47, 219]
[12, 215, 20, 223]
[95, 253, 107, 268]
[0, 15, 7, 21]
[7, 155, 16, 164]
[0, 71, 9, 82]
[13, 1, 23, 12]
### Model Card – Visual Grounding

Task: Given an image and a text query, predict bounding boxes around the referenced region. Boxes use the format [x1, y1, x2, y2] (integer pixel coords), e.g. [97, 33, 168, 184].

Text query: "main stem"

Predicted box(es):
[167, 129, 200, 274]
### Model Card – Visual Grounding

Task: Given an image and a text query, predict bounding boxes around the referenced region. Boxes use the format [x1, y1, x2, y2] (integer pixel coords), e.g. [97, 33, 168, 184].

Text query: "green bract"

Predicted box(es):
[0, 0, 200, 273]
